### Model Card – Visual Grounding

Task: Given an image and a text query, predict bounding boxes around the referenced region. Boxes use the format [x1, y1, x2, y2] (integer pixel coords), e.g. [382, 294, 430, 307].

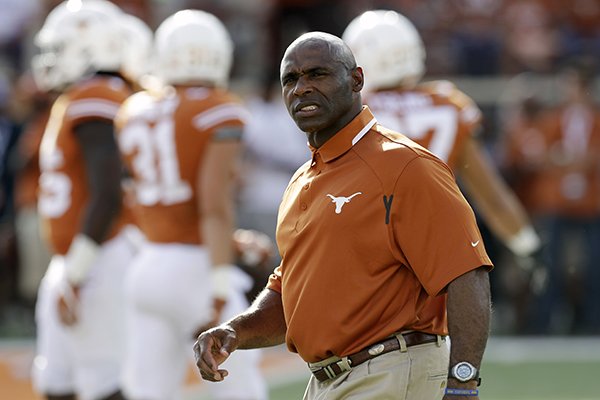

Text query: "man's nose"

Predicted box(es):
[293, 76, 313, 96]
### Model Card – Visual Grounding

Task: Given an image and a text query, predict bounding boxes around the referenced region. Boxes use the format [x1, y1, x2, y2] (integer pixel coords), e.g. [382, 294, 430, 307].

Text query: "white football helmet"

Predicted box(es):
[154, 9, 233, 87]
[342, 10, 425, 91]
[120, 13, 154, 83]
[32, 0, 125, 91]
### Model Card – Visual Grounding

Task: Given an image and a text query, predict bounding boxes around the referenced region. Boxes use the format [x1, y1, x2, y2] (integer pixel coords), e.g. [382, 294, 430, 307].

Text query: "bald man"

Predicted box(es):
[194, 32, 492, 400]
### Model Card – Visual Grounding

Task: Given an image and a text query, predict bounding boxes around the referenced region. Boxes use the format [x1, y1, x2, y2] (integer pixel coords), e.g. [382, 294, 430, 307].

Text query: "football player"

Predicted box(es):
[115, 10, 267, 400]
[342, 10, 542, 262]
[31, 1, 138, 399]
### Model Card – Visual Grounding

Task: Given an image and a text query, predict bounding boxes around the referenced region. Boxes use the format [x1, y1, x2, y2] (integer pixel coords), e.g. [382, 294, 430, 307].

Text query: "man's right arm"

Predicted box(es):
[194, 287, 286, 382]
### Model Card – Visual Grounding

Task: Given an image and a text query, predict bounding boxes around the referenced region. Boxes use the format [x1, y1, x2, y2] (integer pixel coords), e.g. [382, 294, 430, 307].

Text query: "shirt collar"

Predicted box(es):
[311, 106, 377, 163]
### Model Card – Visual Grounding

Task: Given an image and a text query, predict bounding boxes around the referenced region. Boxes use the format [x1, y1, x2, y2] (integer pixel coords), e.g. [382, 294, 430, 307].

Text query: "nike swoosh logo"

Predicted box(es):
[471, 240, 480, 247]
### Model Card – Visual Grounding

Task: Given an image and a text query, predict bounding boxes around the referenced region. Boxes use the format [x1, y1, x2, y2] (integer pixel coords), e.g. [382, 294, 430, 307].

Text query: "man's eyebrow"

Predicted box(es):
[306, 66, 329, 73]
[281, 70, 299, 81]
[283, 66, 329, 79]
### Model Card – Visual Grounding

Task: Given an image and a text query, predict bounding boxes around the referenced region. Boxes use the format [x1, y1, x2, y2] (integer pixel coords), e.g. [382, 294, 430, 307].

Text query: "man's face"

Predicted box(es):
[280, 41, 356, 136]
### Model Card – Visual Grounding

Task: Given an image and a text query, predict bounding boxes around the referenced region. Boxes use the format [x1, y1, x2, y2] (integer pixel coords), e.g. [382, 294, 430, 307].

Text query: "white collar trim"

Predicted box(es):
[351, 117, 377, 146]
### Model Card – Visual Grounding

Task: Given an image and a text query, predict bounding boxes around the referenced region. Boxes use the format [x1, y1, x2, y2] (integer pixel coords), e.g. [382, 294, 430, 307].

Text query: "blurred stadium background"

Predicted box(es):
[1, 0, 600, 399]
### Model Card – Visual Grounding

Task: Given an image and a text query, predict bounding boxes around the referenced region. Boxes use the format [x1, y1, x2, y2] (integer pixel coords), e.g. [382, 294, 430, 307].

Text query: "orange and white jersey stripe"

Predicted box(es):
[116, 86, 248, 244]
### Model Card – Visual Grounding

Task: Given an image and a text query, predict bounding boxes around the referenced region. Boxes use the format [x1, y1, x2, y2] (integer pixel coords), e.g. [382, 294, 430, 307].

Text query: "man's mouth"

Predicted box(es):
[295, 103, 320, 117]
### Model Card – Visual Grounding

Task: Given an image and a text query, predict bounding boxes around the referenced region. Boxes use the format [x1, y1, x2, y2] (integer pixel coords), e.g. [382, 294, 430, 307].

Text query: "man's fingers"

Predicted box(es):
[219, 335, 237, 356]
[194, 336, 221, 377]
[199, 368, 228, 382]
[194, 331, 234, 382]
[197, 350, 228, 382]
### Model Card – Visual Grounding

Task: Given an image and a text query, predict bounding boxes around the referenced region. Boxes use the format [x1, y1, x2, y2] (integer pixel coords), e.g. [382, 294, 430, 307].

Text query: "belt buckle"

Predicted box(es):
[322, 357, 352, 380]
[368, 343, 386, 356]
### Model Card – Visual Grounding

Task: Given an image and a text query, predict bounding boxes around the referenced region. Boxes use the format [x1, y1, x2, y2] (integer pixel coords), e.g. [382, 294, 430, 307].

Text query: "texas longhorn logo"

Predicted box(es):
[326, 192, 362, 214]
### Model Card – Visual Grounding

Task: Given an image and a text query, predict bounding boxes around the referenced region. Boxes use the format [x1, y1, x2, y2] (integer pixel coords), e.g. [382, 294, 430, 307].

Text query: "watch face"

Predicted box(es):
[453, 362, 476, 381]
[456, 364, 473, 379]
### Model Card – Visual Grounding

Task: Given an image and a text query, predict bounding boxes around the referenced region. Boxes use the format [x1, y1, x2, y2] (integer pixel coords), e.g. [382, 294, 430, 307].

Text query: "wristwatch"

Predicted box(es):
[449, 361, 480, 384]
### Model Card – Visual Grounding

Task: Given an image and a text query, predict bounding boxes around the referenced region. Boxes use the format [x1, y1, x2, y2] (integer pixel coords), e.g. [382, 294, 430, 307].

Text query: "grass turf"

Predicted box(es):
[267, 360, 600, 400]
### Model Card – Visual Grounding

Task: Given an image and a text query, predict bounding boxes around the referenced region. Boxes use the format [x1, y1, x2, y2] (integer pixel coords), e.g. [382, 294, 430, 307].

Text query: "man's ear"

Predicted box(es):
[351, 67, 364, 92]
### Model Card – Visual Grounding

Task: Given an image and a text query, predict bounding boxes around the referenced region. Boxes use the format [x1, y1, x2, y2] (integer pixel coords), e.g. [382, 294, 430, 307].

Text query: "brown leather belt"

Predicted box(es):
[311, 332, 442, 382]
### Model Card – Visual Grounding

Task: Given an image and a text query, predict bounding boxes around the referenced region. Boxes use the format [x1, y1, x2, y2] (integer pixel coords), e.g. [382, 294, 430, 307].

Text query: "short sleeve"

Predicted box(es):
[191, 102, 249, 137]
[65, 79, 128, 126]
[392, 156, 493, 296]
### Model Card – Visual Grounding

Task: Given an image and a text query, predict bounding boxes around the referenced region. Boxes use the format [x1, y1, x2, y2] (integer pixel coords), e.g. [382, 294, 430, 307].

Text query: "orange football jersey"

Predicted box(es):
[115, 86, 248, 244]
[38, 76, 133, 255]
[364, 80, 482, 169]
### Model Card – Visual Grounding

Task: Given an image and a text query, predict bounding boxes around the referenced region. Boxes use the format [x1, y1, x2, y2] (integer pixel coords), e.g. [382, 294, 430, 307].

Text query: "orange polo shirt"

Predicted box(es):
[267, 106, 493, 363]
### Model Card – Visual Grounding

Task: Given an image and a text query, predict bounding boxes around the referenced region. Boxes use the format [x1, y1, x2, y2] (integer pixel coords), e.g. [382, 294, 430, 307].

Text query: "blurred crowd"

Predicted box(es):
[0, 0, 599, 340]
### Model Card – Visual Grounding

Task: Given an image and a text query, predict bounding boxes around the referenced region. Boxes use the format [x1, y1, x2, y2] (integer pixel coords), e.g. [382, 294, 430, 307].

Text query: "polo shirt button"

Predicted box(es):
[301, 203, 307, 210]
[303, 184, 309, 190]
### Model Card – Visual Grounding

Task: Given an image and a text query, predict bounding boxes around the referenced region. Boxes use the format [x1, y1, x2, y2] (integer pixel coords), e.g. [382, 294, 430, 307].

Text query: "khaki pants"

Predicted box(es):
[304, 336, 449, 400]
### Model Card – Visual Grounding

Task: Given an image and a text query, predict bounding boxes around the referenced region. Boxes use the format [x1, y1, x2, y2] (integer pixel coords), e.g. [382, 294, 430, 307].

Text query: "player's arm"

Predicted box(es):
[194, 287, 286, 382]
[457, 136, 540, 257]
[76, 120, 123, 242]
[198, 125, 243, 312]
[58, 120, 122, 325]
[445, 267, 491, 398]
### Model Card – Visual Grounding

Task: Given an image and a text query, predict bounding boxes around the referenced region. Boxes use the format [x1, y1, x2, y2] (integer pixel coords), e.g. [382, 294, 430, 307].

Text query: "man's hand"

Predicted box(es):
[57, 282, 81, 326]
[193, 326, 239, 382]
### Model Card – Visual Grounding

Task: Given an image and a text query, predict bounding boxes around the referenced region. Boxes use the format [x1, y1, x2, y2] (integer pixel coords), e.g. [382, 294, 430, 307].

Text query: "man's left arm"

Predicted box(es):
[445, 266, 491, 399]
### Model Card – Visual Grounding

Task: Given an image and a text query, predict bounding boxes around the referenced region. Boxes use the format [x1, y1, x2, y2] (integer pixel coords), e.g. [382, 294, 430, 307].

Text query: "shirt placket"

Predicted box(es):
[295, 152, 322, 231]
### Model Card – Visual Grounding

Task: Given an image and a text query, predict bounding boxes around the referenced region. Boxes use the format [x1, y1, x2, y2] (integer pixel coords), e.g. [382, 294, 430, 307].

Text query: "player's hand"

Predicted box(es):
[514, 245, 548, 295]
[192, 297, 227, 339]
[57, 282, 81, 326]
[233, 229, 274, 269]
[193, 326, 239, 382]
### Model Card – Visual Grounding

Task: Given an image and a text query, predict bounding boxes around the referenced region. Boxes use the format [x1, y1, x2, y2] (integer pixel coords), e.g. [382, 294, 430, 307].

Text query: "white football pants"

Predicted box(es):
[122, 242, 267, 400]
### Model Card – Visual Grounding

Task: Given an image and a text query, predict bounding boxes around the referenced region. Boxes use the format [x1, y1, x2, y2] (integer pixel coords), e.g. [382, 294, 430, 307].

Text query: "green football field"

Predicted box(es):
[268, 360, 600, 400]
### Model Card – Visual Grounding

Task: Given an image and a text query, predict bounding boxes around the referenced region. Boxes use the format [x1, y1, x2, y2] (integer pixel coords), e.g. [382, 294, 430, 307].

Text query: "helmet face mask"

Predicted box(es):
[32, 0, 125, 91]
[32, 42, 65, 92]
[154, 10, 233, 87]
[342, 10, 426, 92]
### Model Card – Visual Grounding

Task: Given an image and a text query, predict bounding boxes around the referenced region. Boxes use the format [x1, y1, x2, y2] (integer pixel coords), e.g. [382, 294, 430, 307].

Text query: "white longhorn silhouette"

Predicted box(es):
[326, 192, 362, 214]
